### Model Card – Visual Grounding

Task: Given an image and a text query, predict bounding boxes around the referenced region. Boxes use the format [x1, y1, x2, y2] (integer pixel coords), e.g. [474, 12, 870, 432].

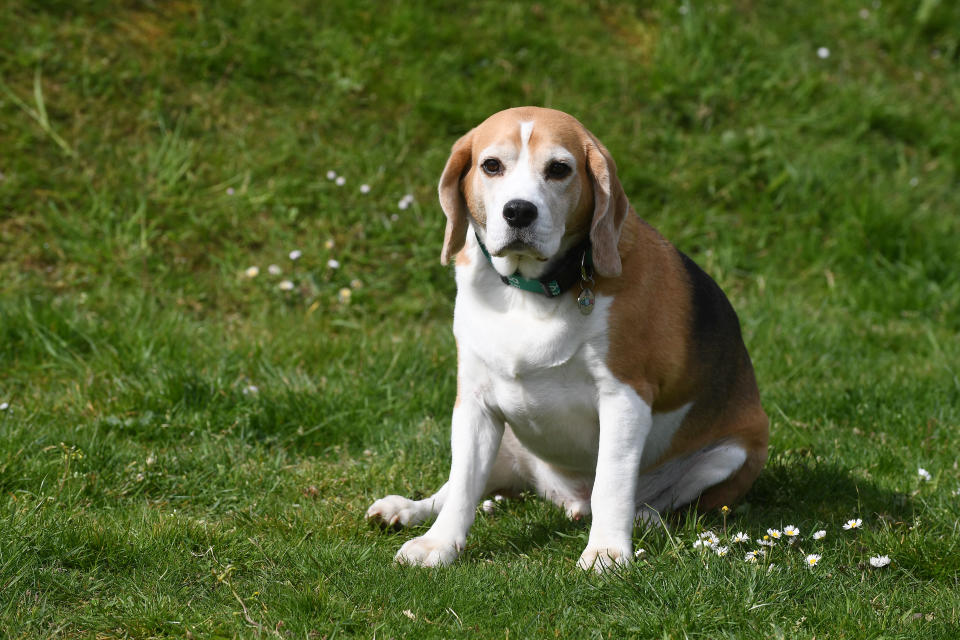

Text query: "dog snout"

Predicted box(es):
[502, 199, 538, 229]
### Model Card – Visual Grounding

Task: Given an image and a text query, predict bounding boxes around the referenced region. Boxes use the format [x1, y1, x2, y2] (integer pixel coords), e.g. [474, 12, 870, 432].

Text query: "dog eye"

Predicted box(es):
[481, 158, 502, 175]
[545, 161, 571, 179]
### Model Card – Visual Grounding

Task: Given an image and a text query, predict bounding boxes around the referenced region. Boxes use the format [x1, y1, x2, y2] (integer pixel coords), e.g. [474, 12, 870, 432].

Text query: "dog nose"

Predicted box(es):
[502, 199, 538, 228]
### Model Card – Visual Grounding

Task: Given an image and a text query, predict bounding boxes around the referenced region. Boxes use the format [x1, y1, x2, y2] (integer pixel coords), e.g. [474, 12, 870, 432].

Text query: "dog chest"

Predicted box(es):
[454, 291, 611, 470]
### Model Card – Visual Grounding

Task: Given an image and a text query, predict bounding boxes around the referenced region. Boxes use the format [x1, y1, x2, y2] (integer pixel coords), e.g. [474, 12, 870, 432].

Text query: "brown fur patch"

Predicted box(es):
[592, 212, 769, 500]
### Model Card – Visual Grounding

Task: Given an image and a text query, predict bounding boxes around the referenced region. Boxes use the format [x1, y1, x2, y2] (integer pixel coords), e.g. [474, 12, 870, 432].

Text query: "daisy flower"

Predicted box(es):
[335, 176, 346, 186]
[359, 183, 371, 194]
[732, 532, 750, 543]
[918, 467, 932, 482]
[244, 266, 259, 278]
[634, 548, 646, 558]
[783, 525, 800, 537]
[843, 518, 863, 530]
[816, 47, 830, 59]
[766, 528, 782, 540]
[805, 554, 821, 568]
[278, 280, 294, 291]
[268, 264, 282, 275]
[757, 537, 775, 547]
[0, 402, 9, 411]
[327, 259, 340, 269]
[493, 494, 504, 502]
[481, 499, 495, 514]
[714, 546, 729, 557]
[812, 530, 826, 540]
[869, 555, 891, 568]
[698, 532, 719, 547]
[326, 170, 337, 180]
[744, 550, 760, 563]
[289, 249, 302, 260]
[242, 385, 259, 395]
[338, 287, 352, 304]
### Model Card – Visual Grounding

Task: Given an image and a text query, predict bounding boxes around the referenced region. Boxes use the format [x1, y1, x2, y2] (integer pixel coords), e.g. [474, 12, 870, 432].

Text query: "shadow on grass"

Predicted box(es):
[461, 454, 915, 561]
[742, 454, 914, 525]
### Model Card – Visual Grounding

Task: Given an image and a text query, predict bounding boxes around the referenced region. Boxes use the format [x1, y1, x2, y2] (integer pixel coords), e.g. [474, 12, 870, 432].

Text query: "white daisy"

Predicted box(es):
[226, 187, 235, 195]
[757, 537, 775, 547]
[843, 518, 863, 530]
[326, 170, 337, 180]
[714, 546, 729, 557]
[493, 494, 504, 502]
[481, 499, 495, 514]
[244, 266, 259, 278]
[766, 528, 782, 540]
[783, 525, 800, 537]
[242, 385, 259, 395]
[359, 184, 371, 194]
[732, 532, 750, 543]
[278, 280, 294, 291]
[335, 176, 346, 186]
[918, 467, 932, 482]
[634, 548, 646, 558]
[805, 554, 821, 568]
[338, 287, 352, 304]
[744, 550, 759, 563]
[398, 198, 410, 210]
[869, 555, 891, 568]
[813, 530, 826, 540]
[289, 249, 302, 260]
[327, 259, 340, 269]
[0, 402, 8, 411]
[817, 47, 830, 59]
[268, 264, 282, 275]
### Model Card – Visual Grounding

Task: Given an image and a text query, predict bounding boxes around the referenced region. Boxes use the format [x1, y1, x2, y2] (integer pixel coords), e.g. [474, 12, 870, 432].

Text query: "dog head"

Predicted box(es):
[438, 107, 629, 279]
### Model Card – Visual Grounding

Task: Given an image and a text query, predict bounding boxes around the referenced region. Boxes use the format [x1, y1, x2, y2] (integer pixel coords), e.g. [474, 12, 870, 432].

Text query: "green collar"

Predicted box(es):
[474, 233, 593, 298]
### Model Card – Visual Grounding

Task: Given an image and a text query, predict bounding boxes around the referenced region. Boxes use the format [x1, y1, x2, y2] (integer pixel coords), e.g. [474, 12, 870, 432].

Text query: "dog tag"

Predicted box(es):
[577, 287, 595, 315]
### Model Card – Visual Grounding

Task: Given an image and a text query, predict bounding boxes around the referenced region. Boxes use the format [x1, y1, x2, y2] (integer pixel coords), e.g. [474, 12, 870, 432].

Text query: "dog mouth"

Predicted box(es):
[490, 239, 549, 262]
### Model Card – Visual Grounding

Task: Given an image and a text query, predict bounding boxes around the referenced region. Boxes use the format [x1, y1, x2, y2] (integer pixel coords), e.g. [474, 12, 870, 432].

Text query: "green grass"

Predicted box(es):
[2, 0, 959, 637]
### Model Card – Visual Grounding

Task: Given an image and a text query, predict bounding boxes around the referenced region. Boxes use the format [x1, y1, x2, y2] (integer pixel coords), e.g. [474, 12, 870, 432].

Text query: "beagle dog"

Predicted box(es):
[367, 107, 768, 571]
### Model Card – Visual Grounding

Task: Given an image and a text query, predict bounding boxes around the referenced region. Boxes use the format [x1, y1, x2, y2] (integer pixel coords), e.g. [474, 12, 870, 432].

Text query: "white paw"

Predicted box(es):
[394, 536, 461, 567]
[564, 499, 591, 521]
[577, 542, 632, 573]
[366, 495, 430, 528]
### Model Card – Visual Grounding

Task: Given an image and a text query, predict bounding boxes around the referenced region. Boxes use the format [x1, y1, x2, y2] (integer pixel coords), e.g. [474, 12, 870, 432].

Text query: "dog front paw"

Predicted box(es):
[577, 542, 632, 573]
[394, 536, 462, 567]
[366, 495, 431, 529]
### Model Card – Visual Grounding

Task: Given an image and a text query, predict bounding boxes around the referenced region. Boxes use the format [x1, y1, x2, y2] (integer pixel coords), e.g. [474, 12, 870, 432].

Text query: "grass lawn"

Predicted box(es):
[2, 0, 959, 637]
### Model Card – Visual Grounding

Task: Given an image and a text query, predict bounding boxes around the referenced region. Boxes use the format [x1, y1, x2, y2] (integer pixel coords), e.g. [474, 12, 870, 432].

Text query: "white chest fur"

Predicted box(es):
[453, 241, 613, 471]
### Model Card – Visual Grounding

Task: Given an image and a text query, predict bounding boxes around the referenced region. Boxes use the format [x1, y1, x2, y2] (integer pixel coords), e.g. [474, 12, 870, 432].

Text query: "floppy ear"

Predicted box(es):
[585, 136, 629, 278]
[437, 129, 475, 265]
